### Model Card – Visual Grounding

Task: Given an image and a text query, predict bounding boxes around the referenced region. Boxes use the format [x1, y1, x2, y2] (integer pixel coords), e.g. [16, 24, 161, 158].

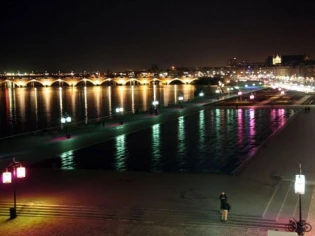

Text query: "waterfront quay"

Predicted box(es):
[1, 88, 315, 235]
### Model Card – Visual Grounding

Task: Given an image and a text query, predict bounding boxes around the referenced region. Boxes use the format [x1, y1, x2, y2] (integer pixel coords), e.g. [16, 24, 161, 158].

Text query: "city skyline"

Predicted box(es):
[1, 0, 315, 72]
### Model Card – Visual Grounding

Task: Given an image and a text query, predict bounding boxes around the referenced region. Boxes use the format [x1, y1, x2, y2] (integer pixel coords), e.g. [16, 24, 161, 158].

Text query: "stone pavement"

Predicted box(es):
[1, 92, 315, 235]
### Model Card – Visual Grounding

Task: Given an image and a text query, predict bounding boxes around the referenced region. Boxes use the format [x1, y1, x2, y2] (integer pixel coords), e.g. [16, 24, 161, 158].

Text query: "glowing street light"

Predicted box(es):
[152, 100, 159, 107]
[295, 164, 306, 235]
[115, 107, 124, 113]
[115, 106, 124, 125]
[61, 112, 72, 139]
[178, 95, 184, 109]
[2, 158, 26, 219]
[250, 94, 255, 100]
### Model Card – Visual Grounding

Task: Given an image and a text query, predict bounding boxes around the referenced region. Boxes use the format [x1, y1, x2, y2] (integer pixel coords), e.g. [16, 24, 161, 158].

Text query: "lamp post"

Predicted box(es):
[238, 91, 243, 102]
[152, 100, 159, 107]
[199, 91, 204, 103]
[2, 158, 26, 219]
[61, 112, 71, 138]
[295, 164, 305, 235]
[115, 106, 124, 125]
[152, 100, 159, 115]
[178, 95, 184, 109]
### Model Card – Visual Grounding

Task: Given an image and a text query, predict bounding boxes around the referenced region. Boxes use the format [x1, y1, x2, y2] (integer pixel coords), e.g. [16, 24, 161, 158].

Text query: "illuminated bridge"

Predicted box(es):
[0, 75, 198, 87]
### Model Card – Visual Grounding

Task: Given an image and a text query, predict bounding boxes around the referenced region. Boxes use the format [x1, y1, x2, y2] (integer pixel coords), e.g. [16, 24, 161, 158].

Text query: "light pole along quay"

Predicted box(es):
[61, 112, 72, 138]
[294, 164, 307, 236]
[2, 158, 26, 219]
[178, 95, 184, 109]
[115, 106, 124, 125]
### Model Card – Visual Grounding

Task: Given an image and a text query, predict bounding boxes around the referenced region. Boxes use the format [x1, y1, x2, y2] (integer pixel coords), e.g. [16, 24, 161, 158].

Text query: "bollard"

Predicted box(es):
[10, 207, 16, 219]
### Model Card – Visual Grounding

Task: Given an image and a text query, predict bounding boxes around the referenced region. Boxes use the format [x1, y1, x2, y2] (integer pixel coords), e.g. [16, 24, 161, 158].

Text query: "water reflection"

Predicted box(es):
[43, 87, 52, 125]
[59, 87, 64, 128]
[84, 86, 88, 124]
[70, 87, 77, 121]
[60, 150, 75, 170]
[115, 134, 126, 171]
[249, 109, 255, 138]
[33, 88, 39, 125]
[131, 86, 135, 113]
[0, 85, 196, 137]
[151, 124, 161, 171]
[237, 109, 244, 145]
[40, 108, 298, 174]
[18, 88, 26, 124]
[177, 116, 186, 170]
[94, 86, 101, 118]
[108, 86, 112, 116]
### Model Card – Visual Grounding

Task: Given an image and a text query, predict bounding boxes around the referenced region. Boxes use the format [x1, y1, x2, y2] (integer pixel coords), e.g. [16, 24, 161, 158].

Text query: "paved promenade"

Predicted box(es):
[1, 93, 315, 235]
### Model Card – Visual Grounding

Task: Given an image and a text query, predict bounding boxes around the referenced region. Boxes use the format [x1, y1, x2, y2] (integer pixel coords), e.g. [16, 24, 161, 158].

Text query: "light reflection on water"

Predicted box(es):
[115, 134, 126, 171]
[60, 150, 75, 170]
[151, 124, 161, 172]
[51, 108, 297, 174]
[0, 85, 196, 137]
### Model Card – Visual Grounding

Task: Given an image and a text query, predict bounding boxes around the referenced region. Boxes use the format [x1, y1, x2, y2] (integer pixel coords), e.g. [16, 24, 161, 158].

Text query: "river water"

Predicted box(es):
[1, 85, 298, 174]
[31, 107, 297, 174]
[0, 85, 198, 138]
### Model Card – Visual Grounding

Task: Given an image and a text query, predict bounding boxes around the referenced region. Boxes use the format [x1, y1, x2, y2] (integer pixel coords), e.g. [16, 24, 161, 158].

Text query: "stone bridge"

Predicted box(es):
[0, 76, 198, 87]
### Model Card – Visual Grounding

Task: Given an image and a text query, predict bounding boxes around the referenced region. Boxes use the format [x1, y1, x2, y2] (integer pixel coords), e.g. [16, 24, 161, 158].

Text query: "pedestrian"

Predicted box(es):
[219, 192, 227, 210]
[221, 201, 230, 222]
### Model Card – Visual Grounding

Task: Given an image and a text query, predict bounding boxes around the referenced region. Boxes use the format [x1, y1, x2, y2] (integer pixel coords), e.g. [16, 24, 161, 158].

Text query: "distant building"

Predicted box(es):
[227, 58, 237, 67]
[266, 54, 312, 66]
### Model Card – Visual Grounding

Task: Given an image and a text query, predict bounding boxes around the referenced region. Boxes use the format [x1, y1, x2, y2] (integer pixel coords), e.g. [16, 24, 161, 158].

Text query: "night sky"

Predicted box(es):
[1, 0, 315, 72]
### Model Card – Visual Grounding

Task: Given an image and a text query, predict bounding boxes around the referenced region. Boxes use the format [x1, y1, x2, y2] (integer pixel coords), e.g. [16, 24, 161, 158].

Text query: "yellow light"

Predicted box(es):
[17, 166, 26, 178]
[2, 171, 12, 183]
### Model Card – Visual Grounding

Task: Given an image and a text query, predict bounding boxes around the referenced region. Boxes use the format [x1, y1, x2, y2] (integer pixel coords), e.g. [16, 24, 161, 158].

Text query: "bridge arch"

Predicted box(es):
[0, 79, 14, 87]
[25, 80, 45, 87]
[99, 78, 115, 86]
[124, 78, 143, 85]
[168, 78, 185, 85]
[74, 79, 96, 87]
[149, 78, 163, 85]
[50, 79, 72, 87]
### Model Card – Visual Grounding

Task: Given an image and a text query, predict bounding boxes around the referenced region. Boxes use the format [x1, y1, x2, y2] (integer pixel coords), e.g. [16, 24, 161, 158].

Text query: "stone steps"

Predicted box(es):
[0, 203, 285, 229]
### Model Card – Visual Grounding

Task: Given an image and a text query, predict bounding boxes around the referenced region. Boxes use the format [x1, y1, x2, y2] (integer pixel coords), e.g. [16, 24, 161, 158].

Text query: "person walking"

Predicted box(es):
[221, 201, 230, 222]
[219, 192, 227, 210]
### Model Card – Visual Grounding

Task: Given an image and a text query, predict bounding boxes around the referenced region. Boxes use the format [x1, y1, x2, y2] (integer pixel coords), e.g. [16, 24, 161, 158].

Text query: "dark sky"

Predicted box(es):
[1, 0, 315, 72]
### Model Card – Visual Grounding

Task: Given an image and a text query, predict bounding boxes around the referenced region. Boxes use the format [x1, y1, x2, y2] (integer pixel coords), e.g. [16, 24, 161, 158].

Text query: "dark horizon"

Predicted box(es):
[1, 0, 315, 72]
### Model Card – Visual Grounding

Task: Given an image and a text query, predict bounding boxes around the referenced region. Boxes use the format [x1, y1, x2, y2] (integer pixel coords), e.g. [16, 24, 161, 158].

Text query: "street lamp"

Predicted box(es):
[238, 91, 243, 102]
[178, 95, 184, 109]
[295, 164, 305, 235]
[2, 158, 26, 219]
[61, 112, 71, 139]
[115, 106, 124, 125]
[152, 100, 159, 115]
[198, 91, 204, 103]
[152, 100, 159, 107]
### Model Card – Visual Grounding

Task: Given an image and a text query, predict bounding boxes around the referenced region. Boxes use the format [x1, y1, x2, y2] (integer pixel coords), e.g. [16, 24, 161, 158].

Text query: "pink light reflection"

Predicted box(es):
[237, 109, 243, 145]
[249, 109, 255, 137]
